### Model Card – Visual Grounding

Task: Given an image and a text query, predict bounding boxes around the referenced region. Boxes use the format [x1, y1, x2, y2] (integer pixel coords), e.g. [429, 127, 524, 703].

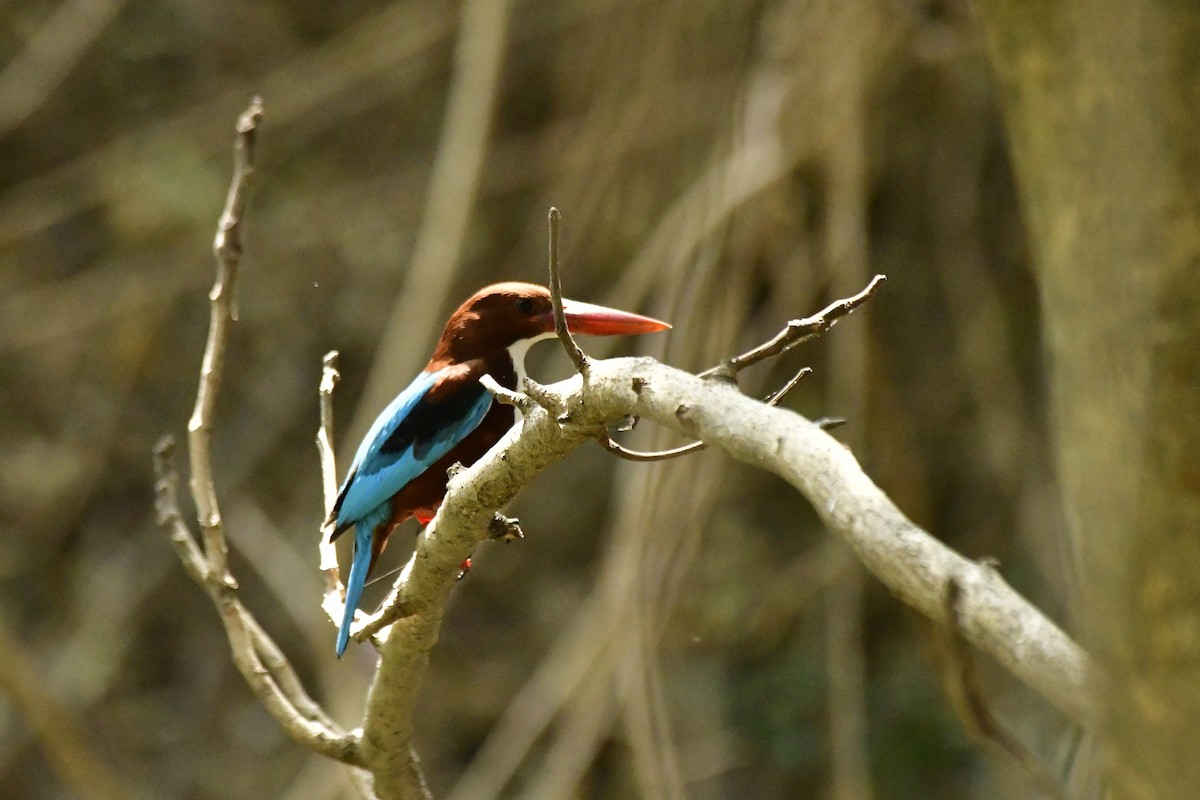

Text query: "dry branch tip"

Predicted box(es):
[546, 206, 589, 376]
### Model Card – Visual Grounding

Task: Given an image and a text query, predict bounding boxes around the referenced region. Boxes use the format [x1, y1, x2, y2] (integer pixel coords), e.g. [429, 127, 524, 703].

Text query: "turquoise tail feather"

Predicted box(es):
[336, 524, 375, 658]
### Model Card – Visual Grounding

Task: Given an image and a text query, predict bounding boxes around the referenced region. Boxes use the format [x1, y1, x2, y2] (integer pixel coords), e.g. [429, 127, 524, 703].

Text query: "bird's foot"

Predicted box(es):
[489, 513, 524, 543]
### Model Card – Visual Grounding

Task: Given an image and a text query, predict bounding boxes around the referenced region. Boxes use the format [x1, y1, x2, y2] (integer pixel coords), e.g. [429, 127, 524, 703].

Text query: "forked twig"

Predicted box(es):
[700, 274, 886, 379]
[153, 99, 363, 769]
[595, 276, 884, 461]
[540, 210, 883, 464]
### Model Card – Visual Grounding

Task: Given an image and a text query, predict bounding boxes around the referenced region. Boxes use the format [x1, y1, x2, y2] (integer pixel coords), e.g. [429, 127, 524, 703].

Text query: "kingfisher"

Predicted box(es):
[327, 281, 669, 656]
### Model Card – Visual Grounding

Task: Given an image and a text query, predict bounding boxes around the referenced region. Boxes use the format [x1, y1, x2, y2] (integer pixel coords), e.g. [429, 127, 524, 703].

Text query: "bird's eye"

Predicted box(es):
[515, 297, 534, 315]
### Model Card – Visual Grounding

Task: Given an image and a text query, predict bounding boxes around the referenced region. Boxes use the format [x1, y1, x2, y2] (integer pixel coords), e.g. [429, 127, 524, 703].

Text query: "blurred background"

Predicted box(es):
[0, 1, 1080, 798]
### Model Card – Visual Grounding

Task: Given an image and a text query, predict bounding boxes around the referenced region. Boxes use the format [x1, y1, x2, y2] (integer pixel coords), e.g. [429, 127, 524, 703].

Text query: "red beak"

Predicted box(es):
[559, 298, 671, 336]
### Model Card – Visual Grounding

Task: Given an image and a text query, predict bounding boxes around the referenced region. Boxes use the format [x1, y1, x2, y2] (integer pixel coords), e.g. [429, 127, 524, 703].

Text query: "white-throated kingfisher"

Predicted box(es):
[327, 281, 669, 656]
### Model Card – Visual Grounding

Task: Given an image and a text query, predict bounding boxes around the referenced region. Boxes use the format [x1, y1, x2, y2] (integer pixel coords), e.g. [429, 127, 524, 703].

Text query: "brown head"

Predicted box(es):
[429, 282, 669, 366]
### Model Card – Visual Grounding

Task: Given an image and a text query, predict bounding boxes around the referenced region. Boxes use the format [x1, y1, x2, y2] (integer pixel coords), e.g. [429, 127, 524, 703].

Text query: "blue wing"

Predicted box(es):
[330, 364, 493, 657]
[330, 365, 493, 533]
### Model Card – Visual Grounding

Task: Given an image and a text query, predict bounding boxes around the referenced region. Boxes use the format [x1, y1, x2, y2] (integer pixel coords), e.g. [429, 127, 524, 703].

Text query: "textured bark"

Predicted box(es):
[974, 1, 1200, 796]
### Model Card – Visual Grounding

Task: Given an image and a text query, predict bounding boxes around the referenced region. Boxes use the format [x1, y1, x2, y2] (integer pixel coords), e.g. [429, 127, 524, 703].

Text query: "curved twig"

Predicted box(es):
[597, 365, 814, 462]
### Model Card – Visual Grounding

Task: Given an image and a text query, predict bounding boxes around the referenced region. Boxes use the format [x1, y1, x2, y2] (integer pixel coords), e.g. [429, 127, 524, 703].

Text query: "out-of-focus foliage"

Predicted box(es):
[0, 1, 1073, 798]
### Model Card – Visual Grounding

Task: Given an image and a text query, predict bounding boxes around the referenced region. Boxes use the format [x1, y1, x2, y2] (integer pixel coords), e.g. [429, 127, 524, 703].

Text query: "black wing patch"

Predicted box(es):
[379, 378, 491, 460]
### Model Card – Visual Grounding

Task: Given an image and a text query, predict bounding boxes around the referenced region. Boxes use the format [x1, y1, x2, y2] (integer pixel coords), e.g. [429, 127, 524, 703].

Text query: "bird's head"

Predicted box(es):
[431, 282, 669, 364]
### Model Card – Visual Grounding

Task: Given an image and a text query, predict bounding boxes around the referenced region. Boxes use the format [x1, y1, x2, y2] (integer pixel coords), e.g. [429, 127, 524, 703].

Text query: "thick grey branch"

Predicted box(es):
[610, 359, 1092, 724]
[357, 357, 1092, 792]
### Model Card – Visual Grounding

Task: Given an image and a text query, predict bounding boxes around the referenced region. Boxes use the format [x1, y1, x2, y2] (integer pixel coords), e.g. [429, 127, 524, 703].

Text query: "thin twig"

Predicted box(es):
[547, 207, 589, 375]
[489, 513, 525, 542]
[938, 577, 1072, 800]
[598, 366, 813, 462]
[186, 96, 262, 590]
[699, 274, 886, 379]
[593, 276, 882, 464]
[481, 373, 534, 414]
[316, 349, 349, 635]
[595, 436, 705, 462]
[318, 350, 341, 516]
[314, 352, 383, 651]
[522, 377, 563, 414]
[153, 437, 363, 766]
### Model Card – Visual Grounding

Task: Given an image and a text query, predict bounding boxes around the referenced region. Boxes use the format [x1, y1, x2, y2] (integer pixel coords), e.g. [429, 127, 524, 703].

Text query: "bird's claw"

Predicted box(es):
[489, 513, 524, 543]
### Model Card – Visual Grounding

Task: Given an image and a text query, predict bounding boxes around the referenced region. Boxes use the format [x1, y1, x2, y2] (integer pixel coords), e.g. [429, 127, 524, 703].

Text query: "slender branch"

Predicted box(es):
[699, 274, 886, 378]
[938, 577, 1071, 800]
[594, 435, 705, 463]
[547, 220, 875, 467]
[314, 351, 385, 653]
[547, 207, 589, 375]
[591, 268, 879, 465]
[185, 96, 262, 590]
[153, 437, 363, 766]
[155, 100, 366, 774]
[316, 350, 350, 631]
[522, 377, 563, 415]
[318, 350, 341, 517]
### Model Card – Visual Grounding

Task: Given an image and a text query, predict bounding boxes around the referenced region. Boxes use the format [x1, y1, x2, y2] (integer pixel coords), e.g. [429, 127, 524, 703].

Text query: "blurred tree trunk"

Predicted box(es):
[974, 0, 1200, 797]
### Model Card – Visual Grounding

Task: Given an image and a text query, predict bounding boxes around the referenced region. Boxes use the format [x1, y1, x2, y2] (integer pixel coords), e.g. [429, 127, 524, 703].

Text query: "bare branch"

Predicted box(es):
[521, 376, 565, 416]
[314, 351, 384, 654]
[185, 96, 262, 590]
[155, 99, 366, 774]
[594, 435, 705, 463]
[153, 436, 363, 766]
[764, 365, 813, 405]
[489, 512, 525, 543]
[318, 350, 341, 515]
[591, 267, 877, 464]
[316, 350, 350, 634]
[546, 207, 589, 377]
[352, 356, 1093, 754]
[154, 436, 209, 586]
[700, 274, 886, 378]
[938, 577, 1072, 800]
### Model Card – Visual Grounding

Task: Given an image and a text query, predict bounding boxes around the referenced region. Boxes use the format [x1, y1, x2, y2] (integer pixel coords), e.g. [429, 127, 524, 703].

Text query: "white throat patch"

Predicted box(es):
[506, 332, 557, 422]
